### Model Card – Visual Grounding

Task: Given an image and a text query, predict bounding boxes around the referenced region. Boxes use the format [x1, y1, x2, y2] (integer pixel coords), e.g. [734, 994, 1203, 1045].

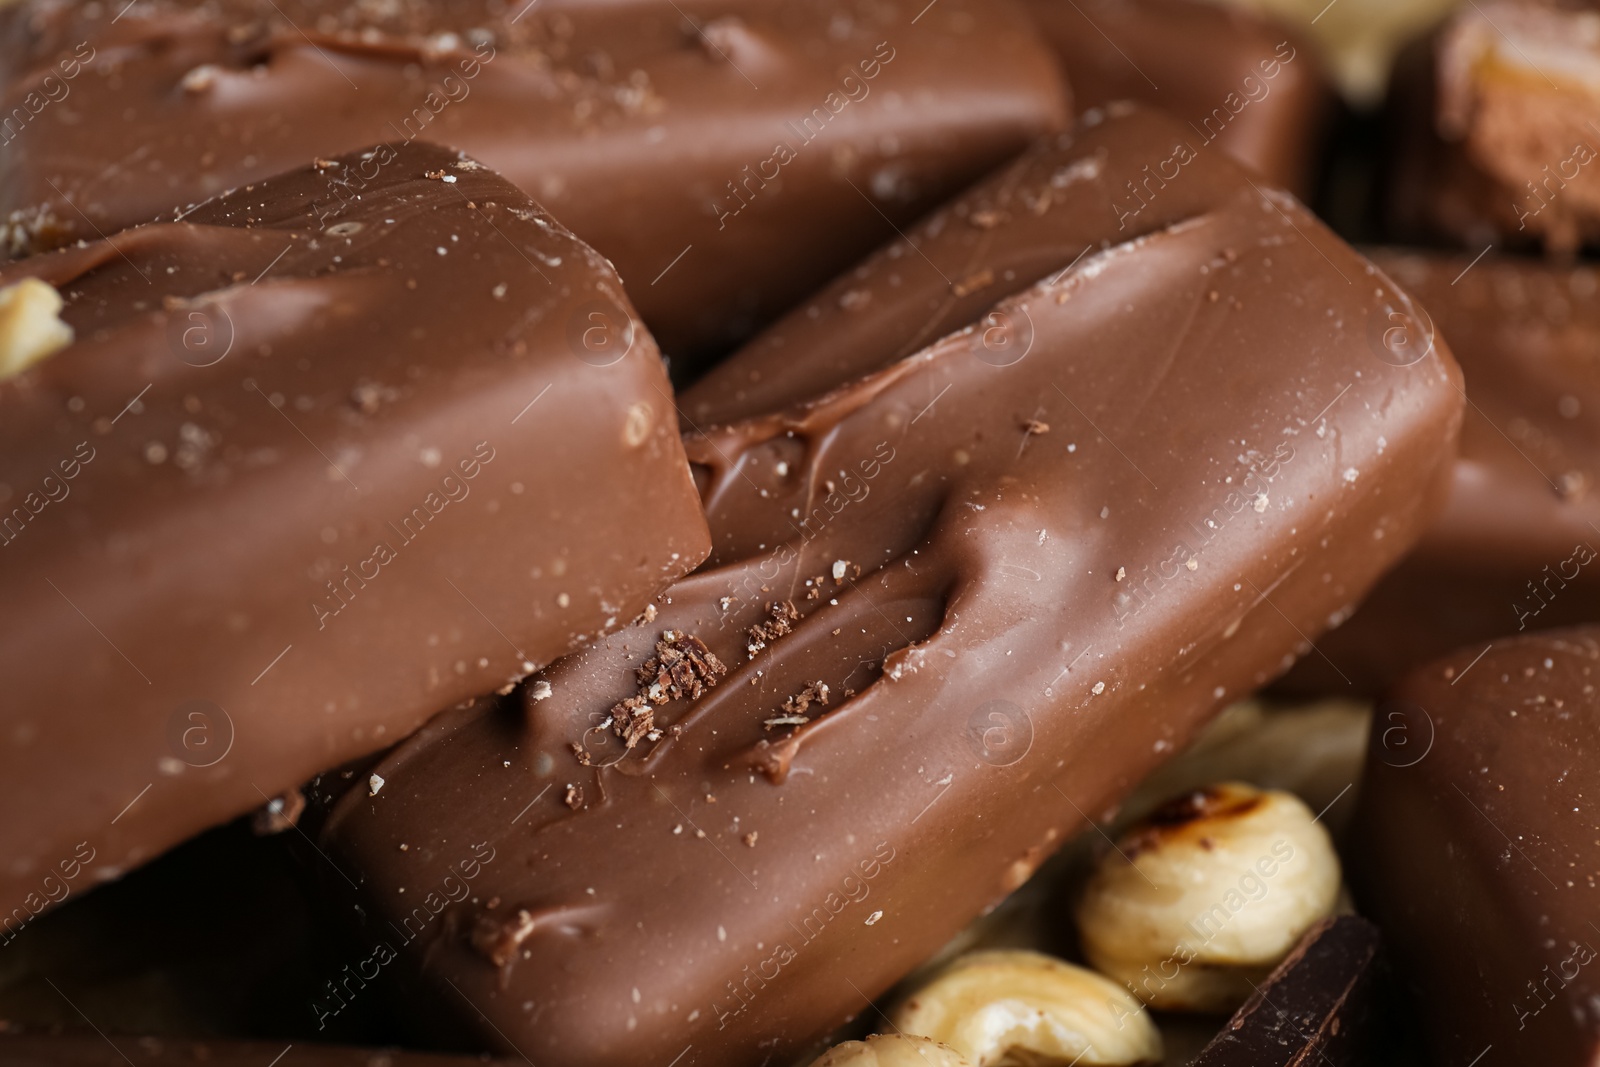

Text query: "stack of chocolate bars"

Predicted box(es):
[0, 0, 1593, 1064]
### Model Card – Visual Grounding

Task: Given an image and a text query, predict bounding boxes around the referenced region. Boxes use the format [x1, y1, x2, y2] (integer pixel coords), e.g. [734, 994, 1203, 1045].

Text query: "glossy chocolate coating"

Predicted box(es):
[0, 1034, 515, 1066]
[0, 0, 1068, 359]
[1282, 250, 1600, 694]
[1191, 916, 1388, 1067]
[1352, 628, 1600, 1067]
[319, 105, 1463, 1067]
[1024, 0, 1332, 195]
[0, 142, 708, 925]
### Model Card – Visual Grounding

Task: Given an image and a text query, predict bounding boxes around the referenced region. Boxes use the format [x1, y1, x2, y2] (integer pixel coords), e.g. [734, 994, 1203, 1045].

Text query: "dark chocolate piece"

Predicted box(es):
[1190, 916, 1388, 1067]
[0, 1033, 515, 1066]
[319, 104, 1463, 1067]
[0, 0, 1068, 358]
[1024, 0, 1333, 194]
[0, 142, 708, 920]
[1281, 250, 1600, 694]
[1352, 627, 1600, 1067]
[1387, 1, 1600, 256]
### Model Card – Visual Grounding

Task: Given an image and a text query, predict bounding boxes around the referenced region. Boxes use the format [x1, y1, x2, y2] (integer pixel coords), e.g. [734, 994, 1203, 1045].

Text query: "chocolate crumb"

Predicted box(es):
[743, 831, 759, 847]
[746, 600, 799, 657]
[636, 630, 727, 704]
[952, 268, 994, 297]
[570, 742, 593, 767]
[251, 789, 305, 835]
[601, 630, 728, 750]
[1023, 419, 1050, 435]
[471, 907, 538, 968]
[564, 784, 583, 810]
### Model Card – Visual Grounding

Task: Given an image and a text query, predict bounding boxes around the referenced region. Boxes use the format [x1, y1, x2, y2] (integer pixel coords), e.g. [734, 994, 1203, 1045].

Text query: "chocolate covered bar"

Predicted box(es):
[0, 1033, 516, 1066]
[318, 104, 1463, 1067]
[1387, 0, 1600, 256]
[1282, 250, 1600, 694]
[1352, 627, 1600, 1067]
[1190, 916, 1389, 1067]
[1024, 0, 1333, 194]
[0, 0, 1067, 358]
[0, 142, 708, 925]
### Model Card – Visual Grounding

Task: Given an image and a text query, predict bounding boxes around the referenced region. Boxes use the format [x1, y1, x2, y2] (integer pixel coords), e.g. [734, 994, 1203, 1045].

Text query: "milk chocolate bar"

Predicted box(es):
[1352, 628, 1600, 1067]
[0, 1034, 515, 1066]
[1024, 0, 1332, 194]
[1282, 250, 1600, 694]
[0, 0, 1067, 358]
[0, 142, 708, 924]
[319, 104, 1463, 1066]
[1190, 916, 1389, 1067]
[1387, 1, 1600, 256]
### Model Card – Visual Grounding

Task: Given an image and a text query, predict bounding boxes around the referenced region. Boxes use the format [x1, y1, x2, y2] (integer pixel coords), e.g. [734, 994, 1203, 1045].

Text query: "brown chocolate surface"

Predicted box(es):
[1352, 627, 1600, 1067]
[1025, 0, 1333, 195]
[1190, 916, 1388, 1067]
[0, 142, 708, 927]
[0, 1033, 513, 1066]
[1283, 250, 1600, 694]
[0, 0, 1068, 358]
[319, 105, 1463, 1067]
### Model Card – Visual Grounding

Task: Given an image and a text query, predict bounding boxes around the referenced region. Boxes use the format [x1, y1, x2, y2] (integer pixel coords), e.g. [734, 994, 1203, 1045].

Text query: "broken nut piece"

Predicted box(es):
[0, 277, 73, 381]
[1075, 782, 1341, 1013]
[808, 1034, 972, 1067]
[889, 949, 1162, 1066]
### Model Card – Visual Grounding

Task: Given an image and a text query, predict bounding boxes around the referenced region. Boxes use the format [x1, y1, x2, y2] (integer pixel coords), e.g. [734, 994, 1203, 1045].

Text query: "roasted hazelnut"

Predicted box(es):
[889, 949, 1161, 1066]
[808, 1034, 972, 1066]
[0, 277, 73, 381]
[1075, 782, 1341, 1013]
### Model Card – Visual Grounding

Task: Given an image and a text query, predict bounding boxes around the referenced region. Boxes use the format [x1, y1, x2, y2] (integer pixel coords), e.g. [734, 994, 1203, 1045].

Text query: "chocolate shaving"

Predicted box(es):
[471, 907, 538, 968]
[592, 630, 728, 755]
[636, 630, 727, 704]
[745, 600, 799, 656]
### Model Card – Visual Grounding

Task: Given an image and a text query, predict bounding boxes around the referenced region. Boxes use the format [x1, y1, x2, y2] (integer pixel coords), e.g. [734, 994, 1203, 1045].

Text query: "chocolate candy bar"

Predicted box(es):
[0, 0, 1067, 358]
[1282, 250, 1600, 694]
[0, 142, 708, 923]
[0, 1033, 516, 1066]
[1190, 916, 1389, 1066]
[319, 104, 1463, 1067]
[1024, 0, 1333, 194]
[1352, 628, 1600, 1067]
[1387, 1, 1600, 256]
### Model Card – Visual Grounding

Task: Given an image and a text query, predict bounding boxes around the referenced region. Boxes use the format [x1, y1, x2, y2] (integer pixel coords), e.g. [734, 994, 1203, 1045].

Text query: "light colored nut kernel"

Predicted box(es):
[1118, 699, 1370, 836]
[889, 949, 1162, 1066]
[0, 277, 73, 381]
[808, 1034, 972, 1066]
[1075, 782, 1341, 1013]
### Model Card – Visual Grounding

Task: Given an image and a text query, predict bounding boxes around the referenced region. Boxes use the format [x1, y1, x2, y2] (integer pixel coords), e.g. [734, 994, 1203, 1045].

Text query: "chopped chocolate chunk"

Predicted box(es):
[636, 631, 727, 705]
[745, 601, 799, 657]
